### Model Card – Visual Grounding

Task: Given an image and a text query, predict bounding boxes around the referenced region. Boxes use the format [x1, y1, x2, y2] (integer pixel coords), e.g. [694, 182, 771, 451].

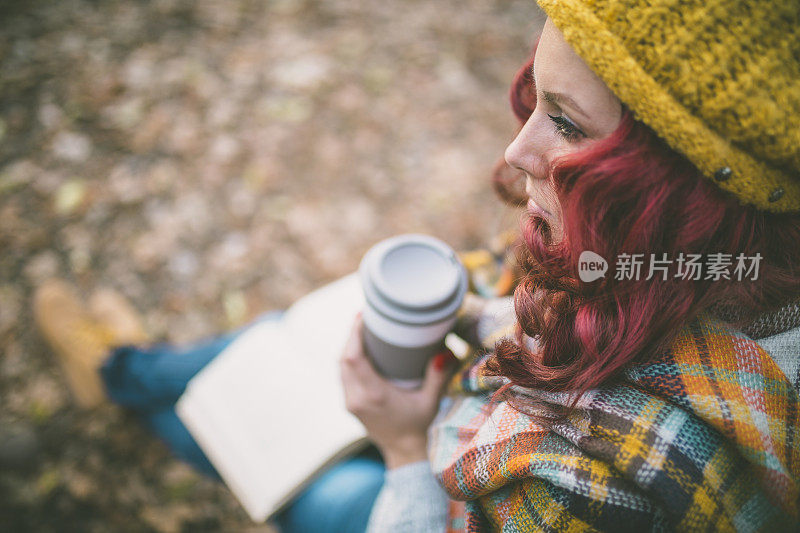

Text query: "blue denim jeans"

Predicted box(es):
[100, 313, 385, 533]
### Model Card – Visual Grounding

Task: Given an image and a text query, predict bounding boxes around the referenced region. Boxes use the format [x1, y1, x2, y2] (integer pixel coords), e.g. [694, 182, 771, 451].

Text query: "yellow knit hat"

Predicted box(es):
[536, 0, 800, 212]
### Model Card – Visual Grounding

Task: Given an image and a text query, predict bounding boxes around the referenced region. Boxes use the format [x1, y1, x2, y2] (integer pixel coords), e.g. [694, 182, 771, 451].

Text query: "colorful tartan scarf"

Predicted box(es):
[429, 315, 800, 531]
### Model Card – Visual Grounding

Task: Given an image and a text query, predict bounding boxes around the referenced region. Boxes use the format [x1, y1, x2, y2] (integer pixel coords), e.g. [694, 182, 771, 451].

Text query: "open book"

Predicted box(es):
[175, 274, 369, 522]
[176, 273, 470, 522]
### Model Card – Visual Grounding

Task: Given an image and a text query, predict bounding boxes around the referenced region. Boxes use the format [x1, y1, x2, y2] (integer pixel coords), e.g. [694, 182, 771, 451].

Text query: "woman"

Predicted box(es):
[36, 0, 800, 531]
[344, 0, 800, 531]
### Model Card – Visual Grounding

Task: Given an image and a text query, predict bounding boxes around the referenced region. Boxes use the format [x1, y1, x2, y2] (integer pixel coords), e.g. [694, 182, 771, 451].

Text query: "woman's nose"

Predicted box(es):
[504, 113, 547, 179]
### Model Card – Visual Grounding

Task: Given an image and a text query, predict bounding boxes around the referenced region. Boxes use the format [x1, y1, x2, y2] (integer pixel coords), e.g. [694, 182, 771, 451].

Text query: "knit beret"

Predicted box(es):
[537, 0, 800, 212]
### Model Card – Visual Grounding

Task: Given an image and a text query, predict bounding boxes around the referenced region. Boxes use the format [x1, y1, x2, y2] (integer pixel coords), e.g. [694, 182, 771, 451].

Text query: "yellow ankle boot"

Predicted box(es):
[33, 280, 116, 408]
[89, 287, 149, 346]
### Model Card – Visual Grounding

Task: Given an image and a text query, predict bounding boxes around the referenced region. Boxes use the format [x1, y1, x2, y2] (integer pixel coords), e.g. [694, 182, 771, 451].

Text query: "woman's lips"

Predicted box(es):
[527, 198, 551, 217]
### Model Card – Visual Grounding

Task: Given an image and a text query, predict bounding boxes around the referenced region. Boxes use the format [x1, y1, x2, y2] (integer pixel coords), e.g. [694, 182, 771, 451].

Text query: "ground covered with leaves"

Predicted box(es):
[0, 0, 541, 530]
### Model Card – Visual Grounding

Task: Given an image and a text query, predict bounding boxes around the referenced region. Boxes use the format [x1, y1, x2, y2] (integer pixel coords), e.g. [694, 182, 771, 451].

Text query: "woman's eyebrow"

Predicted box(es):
[541, 90, 589, 120]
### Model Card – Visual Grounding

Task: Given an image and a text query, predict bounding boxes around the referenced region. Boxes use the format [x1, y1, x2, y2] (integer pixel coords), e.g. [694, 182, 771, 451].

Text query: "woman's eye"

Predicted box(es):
[547, 113, 585, 142]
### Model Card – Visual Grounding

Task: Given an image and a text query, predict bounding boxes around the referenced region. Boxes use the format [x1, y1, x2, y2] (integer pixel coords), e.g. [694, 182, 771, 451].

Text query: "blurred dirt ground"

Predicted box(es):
[0, 0, 542, 531]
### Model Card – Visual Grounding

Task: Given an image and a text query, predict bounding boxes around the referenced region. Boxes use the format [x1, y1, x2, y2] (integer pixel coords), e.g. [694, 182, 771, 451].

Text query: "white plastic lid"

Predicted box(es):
[359, 234, 467, 325]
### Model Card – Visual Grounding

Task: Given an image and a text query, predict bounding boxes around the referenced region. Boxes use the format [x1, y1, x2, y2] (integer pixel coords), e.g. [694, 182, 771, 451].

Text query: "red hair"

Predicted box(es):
[486, 51, 800, 405]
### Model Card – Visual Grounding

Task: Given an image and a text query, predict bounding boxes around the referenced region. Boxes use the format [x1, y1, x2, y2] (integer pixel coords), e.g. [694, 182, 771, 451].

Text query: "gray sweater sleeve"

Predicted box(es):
[365, 296, 516, 532]
[365, 460, 449, 533]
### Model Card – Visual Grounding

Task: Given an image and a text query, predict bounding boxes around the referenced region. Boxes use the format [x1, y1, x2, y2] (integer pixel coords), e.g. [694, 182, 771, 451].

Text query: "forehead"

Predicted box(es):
[534, 19, 622, 134]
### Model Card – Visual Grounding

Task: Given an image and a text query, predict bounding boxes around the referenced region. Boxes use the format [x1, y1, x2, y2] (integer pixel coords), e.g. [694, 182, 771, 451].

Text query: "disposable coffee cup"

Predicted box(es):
[359, 234, 468, 388]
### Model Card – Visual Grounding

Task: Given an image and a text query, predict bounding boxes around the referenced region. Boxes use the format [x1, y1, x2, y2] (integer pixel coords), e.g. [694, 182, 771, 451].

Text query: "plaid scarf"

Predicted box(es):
[429, 315, 800, 531]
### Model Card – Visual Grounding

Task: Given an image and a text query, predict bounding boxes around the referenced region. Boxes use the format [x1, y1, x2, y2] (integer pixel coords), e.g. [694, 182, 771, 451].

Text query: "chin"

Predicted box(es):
[525, 210, 564, 246]
[524, 211, 550, 241]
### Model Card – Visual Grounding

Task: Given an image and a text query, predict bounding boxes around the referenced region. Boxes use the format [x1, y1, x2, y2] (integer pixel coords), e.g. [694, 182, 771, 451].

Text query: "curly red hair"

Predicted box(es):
[486, 50, 800, 405]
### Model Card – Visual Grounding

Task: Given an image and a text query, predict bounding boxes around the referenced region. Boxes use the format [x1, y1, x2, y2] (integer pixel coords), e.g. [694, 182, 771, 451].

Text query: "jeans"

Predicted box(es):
[99, 313, 385, 533]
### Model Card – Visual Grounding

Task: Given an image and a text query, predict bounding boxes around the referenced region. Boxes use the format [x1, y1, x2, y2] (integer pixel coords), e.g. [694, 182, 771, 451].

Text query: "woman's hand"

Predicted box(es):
[340, 315, 457, 469]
